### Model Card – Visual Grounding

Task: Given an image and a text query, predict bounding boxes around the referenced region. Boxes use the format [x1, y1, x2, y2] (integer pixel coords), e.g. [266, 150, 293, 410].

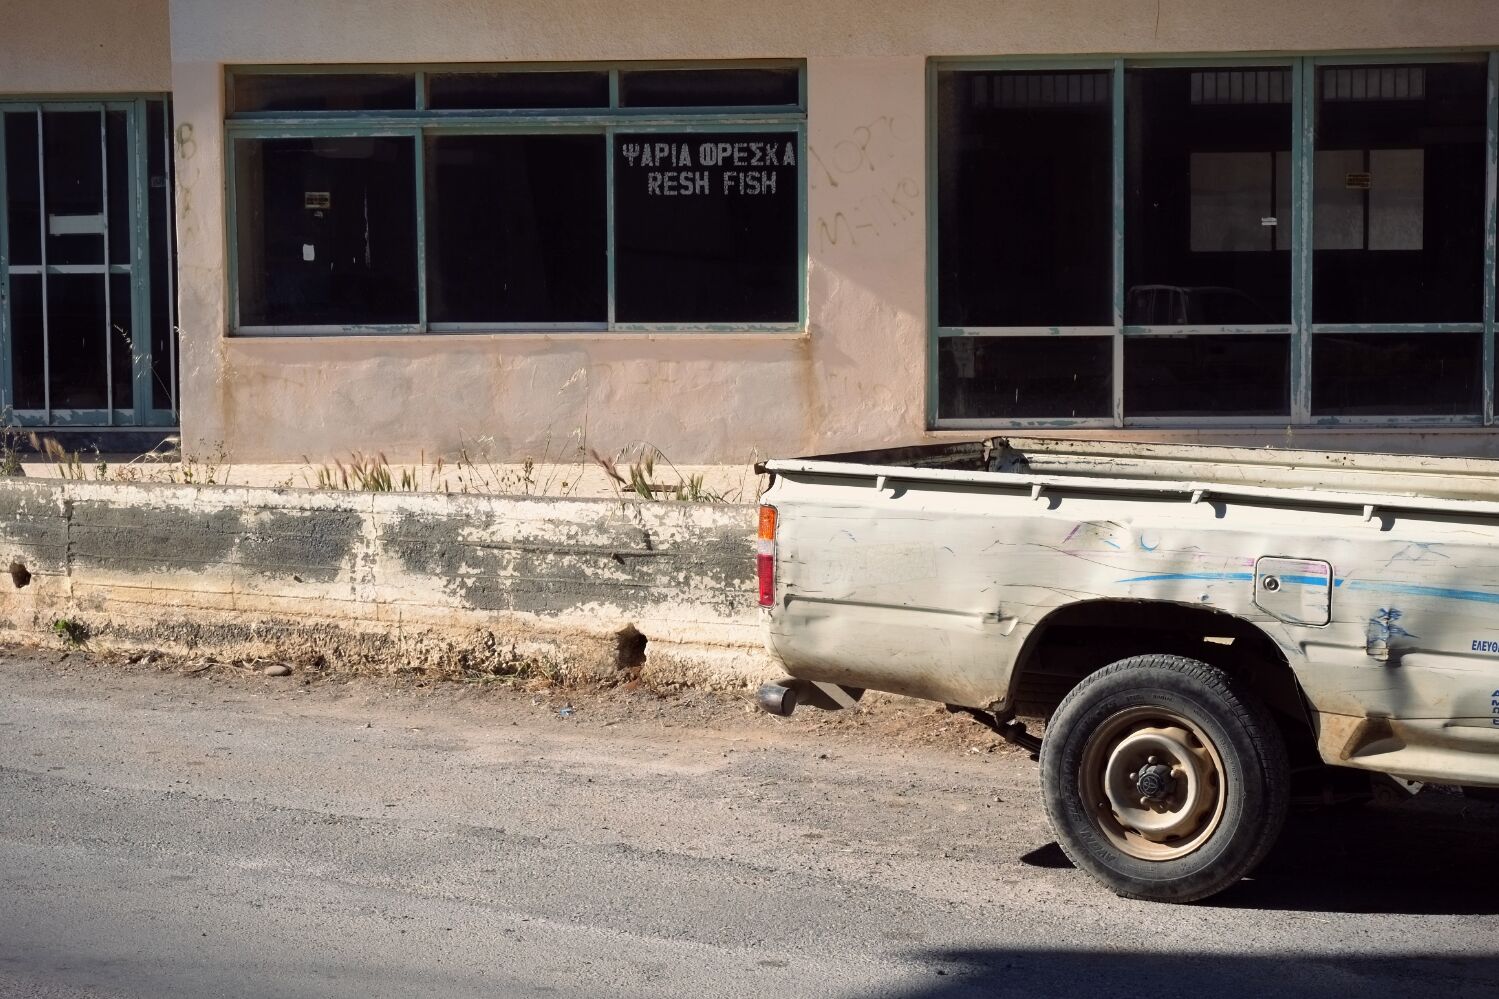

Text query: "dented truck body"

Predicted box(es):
[759, 438, 1499, 789]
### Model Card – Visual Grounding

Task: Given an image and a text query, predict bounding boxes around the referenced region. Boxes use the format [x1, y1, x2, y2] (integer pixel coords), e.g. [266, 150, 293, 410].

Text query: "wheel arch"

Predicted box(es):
[1006, 599, 1311, 742]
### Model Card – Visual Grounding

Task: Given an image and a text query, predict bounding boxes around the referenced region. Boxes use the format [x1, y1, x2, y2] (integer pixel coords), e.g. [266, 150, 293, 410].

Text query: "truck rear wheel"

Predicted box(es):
[1039, 654, 1289, 903]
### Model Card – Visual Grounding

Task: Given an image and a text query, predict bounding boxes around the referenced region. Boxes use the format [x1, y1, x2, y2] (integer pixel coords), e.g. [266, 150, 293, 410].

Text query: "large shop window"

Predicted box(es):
[933, 56, 1499, 427]
[227, 65, 804, 333]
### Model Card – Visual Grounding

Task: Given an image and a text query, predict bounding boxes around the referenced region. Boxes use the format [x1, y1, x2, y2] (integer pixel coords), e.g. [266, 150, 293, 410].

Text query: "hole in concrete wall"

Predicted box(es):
[616, 624, 648, 671]
[9, 562, 31, 588]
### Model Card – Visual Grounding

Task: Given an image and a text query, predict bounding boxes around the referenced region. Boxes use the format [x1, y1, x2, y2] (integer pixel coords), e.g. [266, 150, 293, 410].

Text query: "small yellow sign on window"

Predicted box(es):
[1345, 172, 1372, 190]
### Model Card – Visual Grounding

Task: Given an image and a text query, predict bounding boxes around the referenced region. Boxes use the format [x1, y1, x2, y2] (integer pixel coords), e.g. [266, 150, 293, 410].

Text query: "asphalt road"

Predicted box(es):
[2, 650, 1497, 998]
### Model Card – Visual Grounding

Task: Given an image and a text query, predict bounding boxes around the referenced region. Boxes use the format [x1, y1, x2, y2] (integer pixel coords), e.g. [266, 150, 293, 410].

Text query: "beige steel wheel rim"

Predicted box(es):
[1078, 705, 1227, 862]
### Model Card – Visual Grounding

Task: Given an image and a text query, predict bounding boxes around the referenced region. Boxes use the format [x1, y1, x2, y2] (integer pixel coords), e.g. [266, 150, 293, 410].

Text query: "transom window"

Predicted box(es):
[932, 54, 1499, 427]
[226, 64, 805, 334]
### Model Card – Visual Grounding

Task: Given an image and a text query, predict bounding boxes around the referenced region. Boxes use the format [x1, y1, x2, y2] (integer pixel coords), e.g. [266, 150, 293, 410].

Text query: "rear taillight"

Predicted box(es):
[757, 505, 777, 607]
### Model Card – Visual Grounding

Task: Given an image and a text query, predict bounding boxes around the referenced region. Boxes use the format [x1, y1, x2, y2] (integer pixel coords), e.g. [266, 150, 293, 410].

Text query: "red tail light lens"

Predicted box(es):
[757, 505, 777, 607]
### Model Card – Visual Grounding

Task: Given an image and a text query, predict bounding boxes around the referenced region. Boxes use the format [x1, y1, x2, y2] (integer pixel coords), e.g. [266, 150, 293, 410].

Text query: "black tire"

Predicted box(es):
[1039, 654, 1289, 903]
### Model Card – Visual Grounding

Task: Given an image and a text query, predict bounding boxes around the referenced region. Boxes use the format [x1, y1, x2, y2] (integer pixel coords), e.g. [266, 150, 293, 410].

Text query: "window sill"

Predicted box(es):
[228, 327, 811, 342]
[925, 421, 1494, 436]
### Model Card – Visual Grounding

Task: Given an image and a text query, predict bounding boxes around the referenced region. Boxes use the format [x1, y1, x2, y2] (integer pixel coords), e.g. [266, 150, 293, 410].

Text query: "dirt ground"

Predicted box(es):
[9, 641, 1028, 757]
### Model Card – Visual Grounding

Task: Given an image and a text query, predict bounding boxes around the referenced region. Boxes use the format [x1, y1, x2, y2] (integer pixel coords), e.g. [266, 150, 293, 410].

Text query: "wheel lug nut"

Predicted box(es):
[1128, 772, 1137, 781]
[1147, 755, 1158, 764]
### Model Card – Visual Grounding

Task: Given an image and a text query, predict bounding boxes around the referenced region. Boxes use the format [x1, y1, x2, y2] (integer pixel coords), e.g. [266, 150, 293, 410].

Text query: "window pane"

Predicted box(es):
[938, 336, 1112, 420]
[231, 73, 416, 112]
[106, 110, 130, 265]
[427, 72, 609, 109]
[1313, 63, 1486, 323]
[109, 272, 135, 411]
[613, 132, 798, 323]
[936, 71, 1112, 327]
[48, 275, 108, 409]
[4, 113, 41, 266]
[1125, 334, 1289, 418]
[618, 68, 799, 107]
[1312, 332, 1480, 416]
[1125, 68, 1291, 325]
[426, 134, 606, 324]
[234, 137, 418, 327]
[9, 274, 45, 409]
[43, 111, 104, 266]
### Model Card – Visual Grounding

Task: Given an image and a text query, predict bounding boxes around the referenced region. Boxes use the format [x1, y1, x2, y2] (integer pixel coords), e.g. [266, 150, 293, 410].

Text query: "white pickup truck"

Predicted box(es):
[754, 437, 1499, 903]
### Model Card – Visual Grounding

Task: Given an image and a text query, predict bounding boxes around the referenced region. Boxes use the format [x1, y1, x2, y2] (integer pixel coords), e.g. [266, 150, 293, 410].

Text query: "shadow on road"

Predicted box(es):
[884, 949, 1499, 999]
[1020, 794, 1499, 916]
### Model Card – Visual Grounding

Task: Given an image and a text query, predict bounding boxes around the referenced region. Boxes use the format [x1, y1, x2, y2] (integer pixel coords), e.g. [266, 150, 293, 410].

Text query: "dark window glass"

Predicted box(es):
[428, 72, 609, 110]
[1312, 63, 1486, 323]
[618, 68, 799, 108]
[1125, 334, 1289, 417]
[10, 275, 45, 409]
[43, 111, 105, 266]
[937, 336, 1113, 420]
[106, 111, 130, 265]
[47, 275, 109, 409]
[231, 73, 416, 113]
[1312, 332, 1481, 416]
[109, 272, 135, 410]
[426, 134, 606, 323]
[1125, 68, 1292, 325]
[234, 137, 418, 327]
[613, 131, 798, 323]
[147, 100, 177, 412]
[4, 113, 41, 266]
[937, 71, 1112, 327]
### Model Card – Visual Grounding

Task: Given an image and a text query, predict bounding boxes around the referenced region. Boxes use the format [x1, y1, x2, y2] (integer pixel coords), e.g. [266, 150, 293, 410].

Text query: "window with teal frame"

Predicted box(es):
[225, 64, 807, 335]
[929, 53, 1499, 429]
[0, 97, 178, 428]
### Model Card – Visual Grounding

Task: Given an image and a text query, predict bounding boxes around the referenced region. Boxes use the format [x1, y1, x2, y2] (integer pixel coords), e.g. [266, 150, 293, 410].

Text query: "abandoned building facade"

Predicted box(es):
[3, 1, 1499, 463]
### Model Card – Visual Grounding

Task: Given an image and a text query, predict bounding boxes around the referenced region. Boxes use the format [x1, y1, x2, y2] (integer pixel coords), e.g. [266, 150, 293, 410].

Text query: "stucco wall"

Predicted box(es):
[0, 479, 767, 686]
[0, 0, 171, 95]
[165, 1, 1499, 463]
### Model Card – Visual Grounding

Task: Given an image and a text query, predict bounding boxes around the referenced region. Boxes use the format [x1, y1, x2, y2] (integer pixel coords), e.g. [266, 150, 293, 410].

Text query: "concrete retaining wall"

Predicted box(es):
[0, 480, 770, 687]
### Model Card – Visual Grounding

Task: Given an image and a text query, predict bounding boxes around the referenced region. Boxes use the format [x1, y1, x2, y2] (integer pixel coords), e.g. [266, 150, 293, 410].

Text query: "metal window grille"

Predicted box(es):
[1190, 69, 1291, 105]
[972, 73, 1110, 109]
[1320, 66, 1426, 101]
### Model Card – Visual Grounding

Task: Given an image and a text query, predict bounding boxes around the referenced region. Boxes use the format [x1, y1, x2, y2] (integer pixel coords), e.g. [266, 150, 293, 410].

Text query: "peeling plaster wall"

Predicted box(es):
[0, 480, 769, 687]
[165, 0, 1499, 463]
[0, 0, 171, 95]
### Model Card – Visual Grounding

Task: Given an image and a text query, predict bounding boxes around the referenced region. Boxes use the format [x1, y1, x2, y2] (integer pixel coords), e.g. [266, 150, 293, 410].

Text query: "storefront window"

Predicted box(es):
[1312, 63, 1486, 324]
[1125, 67, 1292, 326]
[936, 71, 1112, 327]
[932, 56, 1499, 427]
[226, 65, 805, 332]
[425, 134, 606, 324]
[233, 137, 419, 327]
[613, 132, 799, 323]
[938, 336, 1113, 420]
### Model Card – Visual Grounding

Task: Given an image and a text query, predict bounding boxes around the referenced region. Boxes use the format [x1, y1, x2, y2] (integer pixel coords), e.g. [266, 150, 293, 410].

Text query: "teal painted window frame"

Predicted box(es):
[0, 96, 179, 429]
[225, 63, 808, 336]
[928, 52, 1499, 430]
